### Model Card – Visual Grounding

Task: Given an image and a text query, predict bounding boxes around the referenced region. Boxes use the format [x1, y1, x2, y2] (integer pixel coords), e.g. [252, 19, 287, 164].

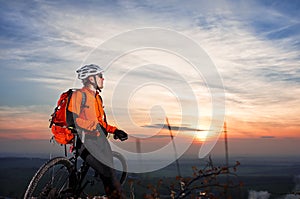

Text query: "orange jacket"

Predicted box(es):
[68, 87, 117, 134]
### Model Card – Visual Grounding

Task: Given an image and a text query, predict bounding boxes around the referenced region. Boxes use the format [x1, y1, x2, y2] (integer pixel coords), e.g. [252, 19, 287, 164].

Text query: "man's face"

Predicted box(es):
[88, 73, 104, 89]
[96, 73, 104, 89]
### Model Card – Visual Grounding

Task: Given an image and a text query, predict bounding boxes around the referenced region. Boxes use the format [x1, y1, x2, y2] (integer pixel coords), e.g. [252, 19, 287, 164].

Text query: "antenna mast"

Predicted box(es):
[166, 117, 181, 177]
[224, 121, 229, 168]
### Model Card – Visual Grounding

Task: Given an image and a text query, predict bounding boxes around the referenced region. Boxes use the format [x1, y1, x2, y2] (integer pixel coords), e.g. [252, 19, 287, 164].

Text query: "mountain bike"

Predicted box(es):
[23, 134, 127, 198]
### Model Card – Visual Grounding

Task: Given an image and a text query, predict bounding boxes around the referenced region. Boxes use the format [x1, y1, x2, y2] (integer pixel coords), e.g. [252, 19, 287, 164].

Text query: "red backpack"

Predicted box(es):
[49, 89, 86, 144]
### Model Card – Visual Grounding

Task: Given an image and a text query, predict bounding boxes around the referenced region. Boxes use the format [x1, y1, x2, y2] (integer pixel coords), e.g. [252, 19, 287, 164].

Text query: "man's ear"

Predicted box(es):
[88, 76, 95, 83]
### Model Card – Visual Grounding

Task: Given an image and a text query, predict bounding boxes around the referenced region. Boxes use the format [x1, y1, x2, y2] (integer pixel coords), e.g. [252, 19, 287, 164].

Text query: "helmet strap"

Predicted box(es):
[92, 76, 101, 92]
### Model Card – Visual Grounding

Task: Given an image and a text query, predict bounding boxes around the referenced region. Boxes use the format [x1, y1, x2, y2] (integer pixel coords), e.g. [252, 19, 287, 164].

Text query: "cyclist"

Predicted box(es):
[68, 64, 128, 198]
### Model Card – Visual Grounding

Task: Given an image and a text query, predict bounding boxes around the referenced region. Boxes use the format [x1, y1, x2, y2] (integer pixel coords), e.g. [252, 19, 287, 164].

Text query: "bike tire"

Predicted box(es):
[112, 151, 127, 185]
[23, 156, 73, 199]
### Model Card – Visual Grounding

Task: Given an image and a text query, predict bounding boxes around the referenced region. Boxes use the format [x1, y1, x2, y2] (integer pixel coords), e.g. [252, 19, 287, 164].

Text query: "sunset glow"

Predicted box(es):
[0, 1, 299, 158]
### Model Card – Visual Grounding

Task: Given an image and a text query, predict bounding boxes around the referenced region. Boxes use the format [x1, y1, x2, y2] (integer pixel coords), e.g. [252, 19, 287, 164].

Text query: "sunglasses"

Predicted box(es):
[97, 73, 103, 78]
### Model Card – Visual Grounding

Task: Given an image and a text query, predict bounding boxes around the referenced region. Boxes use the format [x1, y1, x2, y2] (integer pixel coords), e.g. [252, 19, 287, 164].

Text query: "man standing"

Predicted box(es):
[68, 64, 128, 198]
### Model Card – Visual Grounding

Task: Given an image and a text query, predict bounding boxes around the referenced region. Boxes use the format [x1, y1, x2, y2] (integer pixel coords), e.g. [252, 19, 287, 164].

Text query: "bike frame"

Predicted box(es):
[66, 134, 97, 197]
[24, 133, 127, 198]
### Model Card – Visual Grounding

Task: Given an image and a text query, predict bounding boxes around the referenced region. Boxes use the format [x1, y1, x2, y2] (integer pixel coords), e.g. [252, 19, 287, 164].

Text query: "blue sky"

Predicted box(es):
[0, 0, 299, 157]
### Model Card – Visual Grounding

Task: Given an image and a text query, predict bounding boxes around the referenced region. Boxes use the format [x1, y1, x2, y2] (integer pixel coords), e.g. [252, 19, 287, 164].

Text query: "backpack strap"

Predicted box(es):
[80, 91, 87, 108]
[66, 89, 86, 129]
[67, 89, 87, 110]
[66, 89, 74, 111]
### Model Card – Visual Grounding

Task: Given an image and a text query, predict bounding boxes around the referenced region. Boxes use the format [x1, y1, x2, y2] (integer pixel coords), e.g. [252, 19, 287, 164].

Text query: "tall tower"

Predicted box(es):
[224, 121, 229, 198]
[224, 121, 229, 168]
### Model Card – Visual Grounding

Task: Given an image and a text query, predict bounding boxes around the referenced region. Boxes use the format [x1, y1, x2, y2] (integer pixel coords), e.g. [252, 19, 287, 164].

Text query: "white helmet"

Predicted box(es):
[76, 64, 104, 80]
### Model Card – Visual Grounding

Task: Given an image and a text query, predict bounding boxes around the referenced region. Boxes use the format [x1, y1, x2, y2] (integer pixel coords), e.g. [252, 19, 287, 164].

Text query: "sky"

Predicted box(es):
[0, 0, 299, 158]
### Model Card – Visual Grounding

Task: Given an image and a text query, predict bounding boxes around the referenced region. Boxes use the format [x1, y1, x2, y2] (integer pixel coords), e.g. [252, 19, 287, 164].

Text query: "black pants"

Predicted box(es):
[77, 134, 123, 198]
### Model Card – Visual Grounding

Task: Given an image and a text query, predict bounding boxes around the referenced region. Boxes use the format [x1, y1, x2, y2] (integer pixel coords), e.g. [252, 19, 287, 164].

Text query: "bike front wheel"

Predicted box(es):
[23, 156, 74, 199]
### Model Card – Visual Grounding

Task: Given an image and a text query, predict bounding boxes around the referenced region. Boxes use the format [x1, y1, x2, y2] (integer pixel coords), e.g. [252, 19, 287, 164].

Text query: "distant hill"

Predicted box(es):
[0, 157, 47, 198]
[0, 157, 46, 169]
[0, 156, 299, 198]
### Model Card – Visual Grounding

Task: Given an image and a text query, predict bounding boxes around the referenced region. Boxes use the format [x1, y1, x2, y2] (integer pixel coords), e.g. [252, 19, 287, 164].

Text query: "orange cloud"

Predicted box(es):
[0, 106, 51, 140]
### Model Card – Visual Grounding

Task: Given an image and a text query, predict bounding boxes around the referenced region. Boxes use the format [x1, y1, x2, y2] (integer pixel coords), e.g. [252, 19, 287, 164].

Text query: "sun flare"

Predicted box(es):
[196, 131, 208, 142]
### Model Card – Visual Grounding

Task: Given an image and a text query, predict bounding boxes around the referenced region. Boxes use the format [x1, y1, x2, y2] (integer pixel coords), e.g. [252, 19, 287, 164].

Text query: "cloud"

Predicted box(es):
[142, 123, 205, 132]
[180, 4, 300, 129]
[260, 136, 275, 139]
[283, 194, 300, 199]
[248, 190, 270, 199]
[0, 0, 299, 143]
[130, 134, 171, 139]
[0, 106, 52, 139]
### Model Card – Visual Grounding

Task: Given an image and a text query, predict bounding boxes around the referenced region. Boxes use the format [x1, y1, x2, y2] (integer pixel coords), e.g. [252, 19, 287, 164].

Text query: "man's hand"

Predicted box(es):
[114, 129, 128, 141]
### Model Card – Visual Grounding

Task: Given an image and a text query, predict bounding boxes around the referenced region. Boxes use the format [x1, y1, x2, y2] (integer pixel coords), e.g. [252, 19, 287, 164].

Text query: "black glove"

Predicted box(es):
[113, 129, 128, 141]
